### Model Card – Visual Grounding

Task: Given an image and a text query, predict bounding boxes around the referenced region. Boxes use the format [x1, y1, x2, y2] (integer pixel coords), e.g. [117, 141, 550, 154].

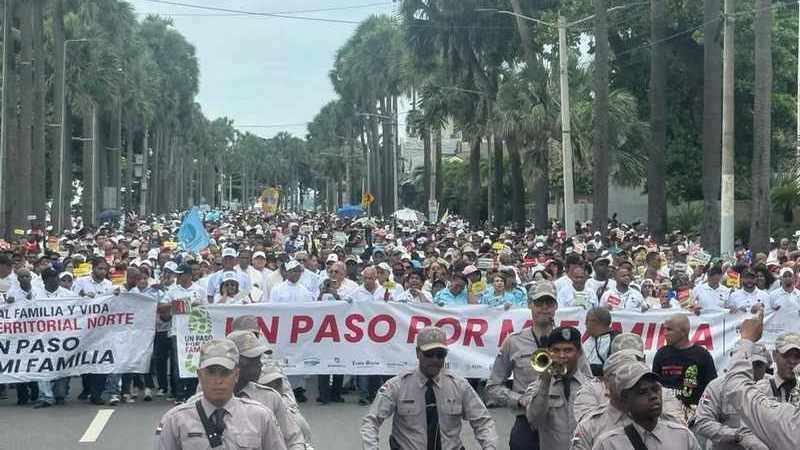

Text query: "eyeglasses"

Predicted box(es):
[421, 349, 448, 360]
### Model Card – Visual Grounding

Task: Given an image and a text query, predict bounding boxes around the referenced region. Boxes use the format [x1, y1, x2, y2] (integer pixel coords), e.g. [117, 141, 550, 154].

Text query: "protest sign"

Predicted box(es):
[0, 294, 157, 382]
[175, 303, 783, 379]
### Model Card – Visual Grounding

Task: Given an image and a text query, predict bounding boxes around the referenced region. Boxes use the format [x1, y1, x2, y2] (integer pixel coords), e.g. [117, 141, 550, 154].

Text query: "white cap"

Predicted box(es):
[221, 272, 240, 284]
[377, 262, 392, 273]
[163, 261, 179, 273]
[147, 248, 159, 260]
[285, 260, 302, 271]
[253, 251, 267, 259]
[326, 254, 339, 263]
[779, 267, 794, 278]
[222, 247, 238, 258]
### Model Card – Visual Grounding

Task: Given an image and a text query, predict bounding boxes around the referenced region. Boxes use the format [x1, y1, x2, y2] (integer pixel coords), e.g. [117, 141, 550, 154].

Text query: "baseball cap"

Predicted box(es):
[326, 254, 339, 264]
[252, 251, 267, 259]
[751, 343, 772, 365]
[284, 260, 303, 272]
[257, 363, 285, 385]
[775, 332, 800, 354]
[417, 326, 448, 352]
[610, 332, 645, 357]
[779, 267, 794, 278]
[227, 330, 270, 358]
[611, 359, 660, 393]
[199, 339, 239, 370]
[547, 327, 581, 349]
[604, 349, 645, 379]
[529, 281, 557, 304]
[377, 262, 392, 273]
[220, 272, 239, 284]
[58, 271, 74, 280]
[163, 261, 179, 273]
[174, 263, 192, 275]
[222, 247, 238, 258]
[462, 265, 480, 277]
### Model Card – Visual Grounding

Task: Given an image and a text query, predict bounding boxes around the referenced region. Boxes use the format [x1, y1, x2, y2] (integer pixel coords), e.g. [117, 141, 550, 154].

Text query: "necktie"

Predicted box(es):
[210, 408, 227, 434]
[562, 376, 573, 401]
[425, 380, 442, 450]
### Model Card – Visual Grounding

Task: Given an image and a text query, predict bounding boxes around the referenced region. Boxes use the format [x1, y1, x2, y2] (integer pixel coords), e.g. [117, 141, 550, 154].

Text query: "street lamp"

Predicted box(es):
[55, 38, 92, 234]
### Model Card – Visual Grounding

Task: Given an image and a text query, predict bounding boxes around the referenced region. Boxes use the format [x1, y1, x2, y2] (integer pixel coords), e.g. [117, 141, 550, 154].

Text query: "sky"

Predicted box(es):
[128, 0, 397, 138]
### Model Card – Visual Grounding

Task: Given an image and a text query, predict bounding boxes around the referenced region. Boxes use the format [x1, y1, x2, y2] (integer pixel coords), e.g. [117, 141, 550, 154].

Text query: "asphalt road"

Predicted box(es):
[0, 377, 516, 450]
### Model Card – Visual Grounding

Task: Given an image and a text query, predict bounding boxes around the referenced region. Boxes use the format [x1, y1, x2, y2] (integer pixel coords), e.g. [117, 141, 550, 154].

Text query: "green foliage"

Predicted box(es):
[668, 203, 704, 235]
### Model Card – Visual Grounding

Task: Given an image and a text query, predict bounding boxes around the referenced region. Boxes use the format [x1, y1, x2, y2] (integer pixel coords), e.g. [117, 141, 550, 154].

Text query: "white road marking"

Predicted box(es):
[79, 409, 115, 443]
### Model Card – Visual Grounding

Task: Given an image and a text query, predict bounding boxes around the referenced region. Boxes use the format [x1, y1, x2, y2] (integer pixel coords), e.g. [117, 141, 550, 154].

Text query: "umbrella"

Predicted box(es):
[393, 208, 424, 223]
[336, 205, 365, 218]
[353, 217, 377, 228]
[97, 209, 122, 222]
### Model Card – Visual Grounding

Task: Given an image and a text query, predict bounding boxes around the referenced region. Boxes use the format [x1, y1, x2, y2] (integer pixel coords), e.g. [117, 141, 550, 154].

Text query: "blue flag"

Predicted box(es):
[178, 207, 210, 253]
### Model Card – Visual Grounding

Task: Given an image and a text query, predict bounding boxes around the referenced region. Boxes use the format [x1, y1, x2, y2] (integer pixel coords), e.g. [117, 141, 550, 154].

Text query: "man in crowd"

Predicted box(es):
[756, 332, 800, 402]
[768, 267, 800, 313]
[692, 266, 731, 313]
[360, 326, 498, 449]
[729, 268, 770, 312]
[155, 339, 287, 450]
[556, 262, 598, 309]
[652, 314, 717, 412]
[487, 282, 558, 450]
[600, 262, 645, 311]
[583, 307, 619, 376]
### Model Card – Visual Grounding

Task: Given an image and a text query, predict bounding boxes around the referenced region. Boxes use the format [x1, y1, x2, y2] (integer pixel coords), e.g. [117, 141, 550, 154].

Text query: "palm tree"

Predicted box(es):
[648, 0, 667, 241]
[592, 0, 610, 232]
[750, 0, 772, 253]
[702, 0, 722, 255]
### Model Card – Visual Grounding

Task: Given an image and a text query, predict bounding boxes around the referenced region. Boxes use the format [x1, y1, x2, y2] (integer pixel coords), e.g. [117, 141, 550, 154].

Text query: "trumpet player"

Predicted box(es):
[523, 327, 588, 450]
[486, 282, 558, 450]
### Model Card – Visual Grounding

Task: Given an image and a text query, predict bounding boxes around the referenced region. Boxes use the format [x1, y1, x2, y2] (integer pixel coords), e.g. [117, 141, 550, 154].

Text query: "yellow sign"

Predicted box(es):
[261, 187, 281, 214]
[361, 193, 375, 207]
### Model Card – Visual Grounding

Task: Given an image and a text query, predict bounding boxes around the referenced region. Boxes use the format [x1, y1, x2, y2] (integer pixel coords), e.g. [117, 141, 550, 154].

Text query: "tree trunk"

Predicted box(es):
[469, 137, 482, 227]
[434, 126, 443, 202]
[31, 0, 45, 230]
[51, 0, 67, 232]
[702, 0, 722, 255]
[140, 127, 149, 216]
[507, 136, 526, 231]
[648, 0, 667, 241]
[592, 0, 610, 233]
[1, 0, 17, 236]
[124, 122, 134, 210]
[109, 100, 122, 209]
[81, 106, 94, 225]
[750, 0, 772, 253]
[533, 145, 549, 232]
[422, 126, 431, 215]
[15, 0, 33, 231]
[493, 134, 505, 226]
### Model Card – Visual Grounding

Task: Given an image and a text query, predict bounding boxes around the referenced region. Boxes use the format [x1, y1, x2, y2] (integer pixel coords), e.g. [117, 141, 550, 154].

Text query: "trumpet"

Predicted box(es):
[530, 349, 568, 376]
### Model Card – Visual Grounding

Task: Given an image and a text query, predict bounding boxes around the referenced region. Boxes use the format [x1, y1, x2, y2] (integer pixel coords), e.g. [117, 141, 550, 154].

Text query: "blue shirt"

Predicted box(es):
[434, 288, 469, 306]
[480, 287, 527, 307]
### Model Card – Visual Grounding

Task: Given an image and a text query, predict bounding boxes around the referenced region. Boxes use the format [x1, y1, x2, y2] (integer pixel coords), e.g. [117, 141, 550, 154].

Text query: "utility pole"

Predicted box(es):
[720, 0, 735, 256]
[559, 16, 576, 237]
[0, 0, 10, 237]
[797, 1, 800, 160]
[140, 128, 148, 217]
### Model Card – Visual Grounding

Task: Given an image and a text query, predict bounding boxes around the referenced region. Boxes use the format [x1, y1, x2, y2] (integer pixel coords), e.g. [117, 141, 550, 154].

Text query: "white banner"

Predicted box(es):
[0, 293, 157, 382]
[176, 303, 800, 379]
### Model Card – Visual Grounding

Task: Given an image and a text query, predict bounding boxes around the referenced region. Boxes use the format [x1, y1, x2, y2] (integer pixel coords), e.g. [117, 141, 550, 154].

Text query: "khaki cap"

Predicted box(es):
[775, 332, 800, 354]
[529, 281, 557, 303]
[751, 342, 772, 365]
[611, 359, 660, 393]
[199, 339, 239, 370]
[604, 348, 644, 374]
[257, 363, 285, 385]
[610, 332, 645, 356]
[227, 330, 270, 358]
[417, 326, 447, 352]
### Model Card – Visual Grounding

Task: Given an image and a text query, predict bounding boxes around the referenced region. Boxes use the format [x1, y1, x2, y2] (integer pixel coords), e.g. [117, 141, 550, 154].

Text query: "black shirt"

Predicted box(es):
[652, 343, 717, 407]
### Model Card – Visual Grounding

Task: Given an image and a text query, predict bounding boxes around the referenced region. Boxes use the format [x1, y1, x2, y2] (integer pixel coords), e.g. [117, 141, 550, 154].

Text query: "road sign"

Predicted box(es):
[362, 192, 375, 207]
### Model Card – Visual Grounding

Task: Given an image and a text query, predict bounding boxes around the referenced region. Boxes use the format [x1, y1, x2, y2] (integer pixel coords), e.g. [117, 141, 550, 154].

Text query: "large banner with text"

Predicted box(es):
[0, 294, 157, 382]
[176, 302, 800, 379]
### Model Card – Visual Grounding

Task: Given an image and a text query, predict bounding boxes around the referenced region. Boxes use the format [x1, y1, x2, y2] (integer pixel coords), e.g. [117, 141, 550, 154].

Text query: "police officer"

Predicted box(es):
[592, 360, 701, 450]
[724, 308, 800, 449]
[693, 343, 769, 450]
[571, 349, 686, 450]
[486, 282, 557, 450]
[155, 339, 287, 450]
[189, 331, 306, 449]
[523, 327, 588, 450]
[755, 332, 800, 402]
[258, 364, 314, 449]
[360, 326, 498, 450]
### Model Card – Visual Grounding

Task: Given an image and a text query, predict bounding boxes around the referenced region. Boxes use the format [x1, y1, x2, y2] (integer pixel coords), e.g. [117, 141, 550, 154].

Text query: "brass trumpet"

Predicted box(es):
[530, 349, 568, 376]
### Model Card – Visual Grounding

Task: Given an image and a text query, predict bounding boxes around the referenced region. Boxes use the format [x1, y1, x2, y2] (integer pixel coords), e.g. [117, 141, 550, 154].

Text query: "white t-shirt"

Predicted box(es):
[729, 287, 770, 312]
[768, 287, 800, 312]
[600, 286, 645, 311]
[557, 282, 599, 309]
[586, 277, 616, 298]
[270, 280, 314, 303]
[692, 283, 731, 312]
[73, 276, 115, 297]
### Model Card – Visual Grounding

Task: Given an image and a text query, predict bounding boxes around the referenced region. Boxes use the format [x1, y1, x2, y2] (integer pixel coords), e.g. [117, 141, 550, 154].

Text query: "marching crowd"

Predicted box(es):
[1, 209, 800, 449]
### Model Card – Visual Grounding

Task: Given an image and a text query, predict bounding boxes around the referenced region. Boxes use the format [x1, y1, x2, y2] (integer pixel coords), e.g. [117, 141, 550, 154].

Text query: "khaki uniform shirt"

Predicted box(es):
[724, 340, 800, 450]
[573, 379, 686, 425]
[592, 420, 701, 450]
[155, 395, 287, 450]
[360, 368, 498, 450]
[693, 377, 767, 450]
[524, 371, 590, 450]
[486, 328, 544, 413]
[571, 401, 685, 450]
[282, 391, 313, 448]
[755, 372, 795, 402]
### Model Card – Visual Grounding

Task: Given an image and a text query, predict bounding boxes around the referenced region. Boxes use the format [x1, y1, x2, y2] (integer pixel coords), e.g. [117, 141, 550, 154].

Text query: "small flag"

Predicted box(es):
[178, 208, 210, 253]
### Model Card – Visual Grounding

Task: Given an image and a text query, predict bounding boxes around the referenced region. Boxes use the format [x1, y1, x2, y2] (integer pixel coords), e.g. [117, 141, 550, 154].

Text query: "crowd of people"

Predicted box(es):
[1, 209, 800, 449]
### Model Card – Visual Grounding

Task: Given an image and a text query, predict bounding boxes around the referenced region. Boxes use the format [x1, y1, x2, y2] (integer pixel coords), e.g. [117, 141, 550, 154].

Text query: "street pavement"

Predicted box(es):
[0, 377, 516, 450]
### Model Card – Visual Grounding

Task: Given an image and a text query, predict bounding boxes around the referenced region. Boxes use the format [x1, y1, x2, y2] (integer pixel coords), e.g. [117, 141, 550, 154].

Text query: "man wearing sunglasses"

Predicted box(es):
[361, 326, 498, 449]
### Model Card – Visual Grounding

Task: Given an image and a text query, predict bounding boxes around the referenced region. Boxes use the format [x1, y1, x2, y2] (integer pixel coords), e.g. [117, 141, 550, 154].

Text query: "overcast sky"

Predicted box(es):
[129, 1, 396, 138]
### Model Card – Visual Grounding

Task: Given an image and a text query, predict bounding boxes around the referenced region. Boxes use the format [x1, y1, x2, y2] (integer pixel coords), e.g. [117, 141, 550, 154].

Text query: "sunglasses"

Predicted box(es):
[422, 349, 448, 360]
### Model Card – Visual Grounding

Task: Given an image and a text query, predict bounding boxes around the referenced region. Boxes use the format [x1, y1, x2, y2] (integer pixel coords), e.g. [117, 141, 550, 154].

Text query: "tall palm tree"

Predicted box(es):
[750, 0, 772, 253]
[648, 0, 667, 241]
[592, 0, 610, 233]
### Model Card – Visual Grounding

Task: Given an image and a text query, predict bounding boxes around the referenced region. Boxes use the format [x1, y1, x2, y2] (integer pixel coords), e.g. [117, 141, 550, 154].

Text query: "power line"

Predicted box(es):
[140, 2, 393, 18]
[140, 0, 363, 24]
